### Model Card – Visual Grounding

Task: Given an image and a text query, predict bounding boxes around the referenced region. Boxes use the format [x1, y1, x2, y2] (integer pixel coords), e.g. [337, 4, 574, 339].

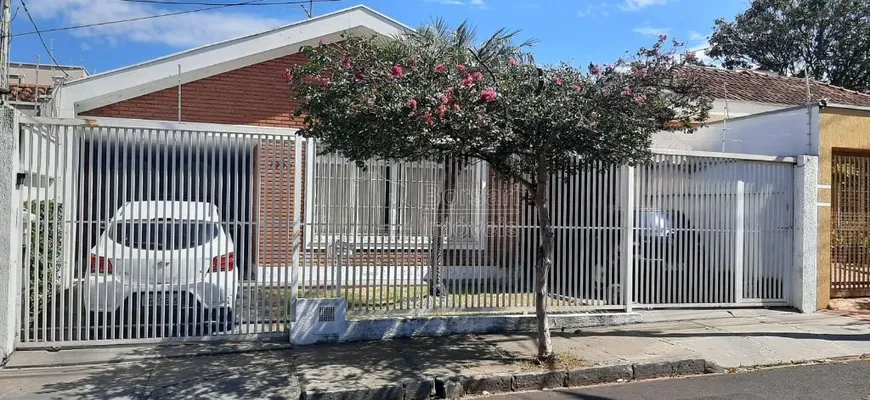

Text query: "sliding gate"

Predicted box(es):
[17, 117, 300, 346]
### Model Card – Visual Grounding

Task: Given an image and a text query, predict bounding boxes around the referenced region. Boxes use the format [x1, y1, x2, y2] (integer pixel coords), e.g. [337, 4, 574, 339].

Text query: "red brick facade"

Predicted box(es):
[82, 54, 308, 127]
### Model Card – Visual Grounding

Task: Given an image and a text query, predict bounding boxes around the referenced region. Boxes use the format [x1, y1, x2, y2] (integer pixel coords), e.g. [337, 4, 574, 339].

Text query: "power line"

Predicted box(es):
[19, 0, 68, 77]
[12, 0, 342, 38]
[119, 0, 339, 5]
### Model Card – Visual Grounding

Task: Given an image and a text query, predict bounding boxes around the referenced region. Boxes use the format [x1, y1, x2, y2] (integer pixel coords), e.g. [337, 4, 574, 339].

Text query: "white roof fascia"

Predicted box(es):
[57, 5, 409, 117]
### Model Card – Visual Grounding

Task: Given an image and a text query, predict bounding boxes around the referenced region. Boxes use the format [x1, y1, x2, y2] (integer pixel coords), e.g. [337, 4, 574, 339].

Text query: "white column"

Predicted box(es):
[792, 155, 818, 313]
[0, 107, 22, 359]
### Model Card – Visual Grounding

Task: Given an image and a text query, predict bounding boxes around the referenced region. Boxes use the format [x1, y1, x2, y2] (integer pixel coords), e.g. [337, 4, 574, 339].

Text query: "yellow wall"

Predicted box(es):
[818, 107, 870, 309]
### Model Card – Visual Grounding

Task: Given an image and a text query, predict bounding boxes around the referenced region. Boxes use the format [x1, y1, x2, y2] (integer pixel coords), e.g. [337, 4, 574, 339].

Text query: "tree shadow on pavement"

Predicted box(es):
[30, 332, 526, 399]
[292, 334, 526, 393]
[36, 342, 299, 399]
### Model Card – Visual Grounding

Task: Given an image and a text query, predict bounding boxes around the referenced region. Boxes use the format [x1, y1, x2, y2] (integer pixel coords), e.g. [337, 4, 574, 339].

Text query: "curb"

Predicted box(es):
[300, 358, 721, 399]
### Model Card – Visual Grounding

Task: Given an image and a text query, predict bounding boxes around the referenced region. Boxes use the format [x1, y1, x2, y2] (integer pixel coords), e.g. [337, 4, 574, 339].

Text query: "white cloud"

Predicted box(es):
[620, 0, 672, 11]
[686, 31, 715, 65]
[688, 30, 706, 42]
[632, 25, 671, 37]
[24, 0, 287, 48]
[577, 2, 612, 18]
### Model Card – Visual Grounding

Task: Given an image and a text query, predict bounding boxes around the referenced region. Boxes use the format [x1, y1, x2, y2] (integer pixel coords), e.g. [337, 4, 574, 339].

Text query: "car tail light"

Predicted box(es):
[212, 252, 235, 272]
[90, 255, 113, 274]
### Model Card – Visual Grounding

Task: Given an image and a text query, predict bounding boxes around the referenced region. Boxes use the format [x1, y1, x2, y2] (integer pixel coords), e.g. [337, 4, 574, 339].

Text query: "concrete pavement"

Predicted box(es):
[2, 309, 870, 399]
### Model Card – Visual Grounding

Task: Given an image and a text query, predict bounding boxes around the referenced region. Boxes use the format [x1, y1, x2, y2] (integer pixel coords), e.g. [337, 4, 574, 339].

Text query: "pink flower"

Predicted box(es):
[480, 87, 498, 103]
[686, 52, 698, 61]
[367, 97, 375, 106]
[575, 84, 583, 94]
[407, 98, 418, 111]
[437, 104, 448, 118]
[635, 94, 647, 104]
[624, 87, 633, 96]
[462, 74, 475, 88]
[456, 64, 466, 72]
[355, 71, 366, 81]
[453, 103, 461, 111]
[590, 65, 602, 76]
[342, 57, 351, 69]
[471, 71, 483, 82]
[477, 112, 485, 121]
[554, 77, 563, 86]
[635, 67, 648, 79]
[508, 58, 517, 67]
[392, 65, 404, 77]
[424, 112, 433, 125]
[283, 69, 293, 81]
[440, 94, 450, 105]
[436, 64, 447, 73]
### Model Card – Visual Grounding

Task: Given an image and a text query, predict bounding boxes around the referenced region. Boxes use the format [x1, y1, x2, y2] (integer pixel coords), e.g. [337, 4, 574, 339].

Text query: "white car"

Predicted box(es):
[85, 201, 238, 335]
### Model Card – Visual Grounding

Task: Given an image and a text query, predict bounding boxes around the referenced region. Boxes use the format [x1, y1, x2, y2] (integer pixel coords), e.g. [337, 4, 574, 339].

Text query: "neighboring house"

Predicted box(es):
[649, 68, 870, 310]
[653, 67, 870, 152]
[8, 62, 87, 116]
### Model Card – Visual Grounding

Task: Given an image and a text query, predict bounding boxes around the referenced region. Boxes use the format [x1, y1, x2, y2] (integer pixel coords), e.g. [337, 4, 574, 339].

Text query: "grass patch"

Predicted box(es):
[517, 352, 587, 371]
[251, 285, 603, 318]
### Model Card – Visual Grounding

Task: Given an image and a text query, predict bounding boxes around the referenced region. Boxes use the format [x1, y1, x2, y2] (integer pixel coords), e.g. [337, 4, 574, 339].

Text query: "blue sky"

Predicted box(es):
[11, 0, 747, 75]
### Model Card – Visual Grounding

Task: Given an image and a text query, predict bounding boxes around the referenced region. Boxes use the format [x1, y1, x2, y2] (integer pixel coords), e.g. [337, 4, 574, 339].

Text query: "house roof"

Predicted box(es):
[690, 67, 870, 107]
[9, 84, 51, 103]
[53, 5, 409, 117]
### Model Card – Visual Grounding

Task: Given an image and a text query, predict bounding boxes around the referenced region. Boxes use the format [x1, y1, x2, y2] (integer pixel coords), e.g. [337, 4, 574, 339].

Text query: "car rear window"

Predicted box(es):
[635, 212, 671, 231]
[108, 219, 221, 250]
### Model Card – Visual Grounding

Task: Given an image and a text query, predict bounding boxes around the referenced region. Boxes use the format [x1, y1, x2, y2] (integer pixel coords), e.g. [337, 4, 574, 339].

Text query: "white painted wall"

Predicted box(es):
[653, 105, 820, 157]
[0, 108, 23, 360]
[709, 99, 790, 119]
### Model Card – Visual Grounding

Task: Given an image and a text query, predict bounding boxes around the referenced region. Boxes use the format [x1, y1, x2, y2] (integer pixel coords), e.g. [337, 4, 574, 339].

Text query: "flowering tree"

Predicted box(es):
[288, 25, 711, 360]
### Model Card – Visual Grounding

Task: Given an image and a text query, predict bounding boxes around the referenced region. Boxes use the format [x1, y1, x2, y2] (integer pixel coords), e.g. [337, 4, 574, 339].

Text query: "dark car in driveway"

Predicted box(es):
[548, 209, 734, 305]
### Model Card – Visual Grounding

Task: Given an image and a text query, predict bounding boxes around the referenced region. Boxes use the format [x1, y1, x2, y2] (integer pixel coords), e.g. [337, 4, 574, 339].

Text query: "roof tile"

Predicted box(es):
[688, 67, 870, 107]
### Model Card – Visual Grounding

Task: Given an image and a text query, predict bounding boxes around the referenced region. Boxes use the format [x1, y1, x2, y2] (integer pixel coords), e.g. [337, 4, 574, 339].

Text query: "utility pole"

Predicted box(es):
[0, 0, 11, 103]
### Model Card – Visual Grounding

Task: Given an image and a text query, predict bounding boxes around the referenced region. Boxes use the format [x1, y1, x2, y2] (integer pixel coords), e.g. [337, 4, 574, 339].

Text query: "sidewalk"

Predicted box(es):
[2, 309, 870, 399]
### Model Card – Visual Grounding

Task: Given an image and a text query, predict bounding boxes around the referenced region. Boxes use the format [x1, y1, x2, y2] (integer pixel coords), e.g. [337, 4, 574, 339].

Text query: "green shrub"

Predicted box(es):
[24, 200, 63, 325]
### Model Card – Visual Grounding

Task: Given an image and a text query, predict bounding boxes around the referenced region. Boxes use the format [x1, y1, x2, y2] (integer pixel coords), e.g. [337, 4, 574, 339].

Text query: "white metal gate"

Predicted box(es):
[16, 116, 795, 347]
[17, 117, 299, 346]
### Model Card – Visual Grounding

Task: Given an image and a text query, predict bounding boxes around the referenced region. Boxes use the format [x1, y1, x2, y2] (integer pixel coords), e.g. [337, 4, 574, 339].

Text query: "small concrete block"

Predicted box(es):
[632, 359, 707, 380]
[302, 385, 403, 400]
[511, 371, 567, 391]
[566, 364, 633, 387]
[435, 378, 465, 399]
[461, 375, 512, 395]
[403, 379, 434, 400]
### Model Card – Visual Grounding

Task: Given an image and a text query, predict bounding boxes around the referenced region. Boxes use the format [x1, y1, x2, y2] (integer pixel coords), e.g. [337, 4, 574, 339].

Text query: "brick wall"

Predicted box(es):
[82, 54, 308, 127]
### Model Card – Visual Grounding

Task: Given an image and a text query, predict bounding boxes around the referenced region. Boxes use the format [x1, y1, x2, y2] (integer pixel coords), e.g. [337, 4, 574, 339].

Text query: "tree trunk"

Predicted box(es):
[533, 158, 554, 360]
[429, 160, 460, 296]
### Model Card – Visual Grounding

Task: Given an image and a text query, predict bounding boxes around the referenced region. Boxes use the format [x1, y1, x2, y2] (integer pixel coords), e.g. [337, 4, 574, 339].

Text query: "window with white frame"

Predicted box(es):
[305, 144, 487, 249]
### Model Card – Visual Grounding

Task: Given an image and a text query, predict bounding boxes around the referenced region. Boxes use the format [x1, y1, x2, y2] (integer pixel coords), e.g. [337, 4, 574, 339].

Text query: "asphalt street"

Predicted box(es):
[487, 360, 870, 400]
